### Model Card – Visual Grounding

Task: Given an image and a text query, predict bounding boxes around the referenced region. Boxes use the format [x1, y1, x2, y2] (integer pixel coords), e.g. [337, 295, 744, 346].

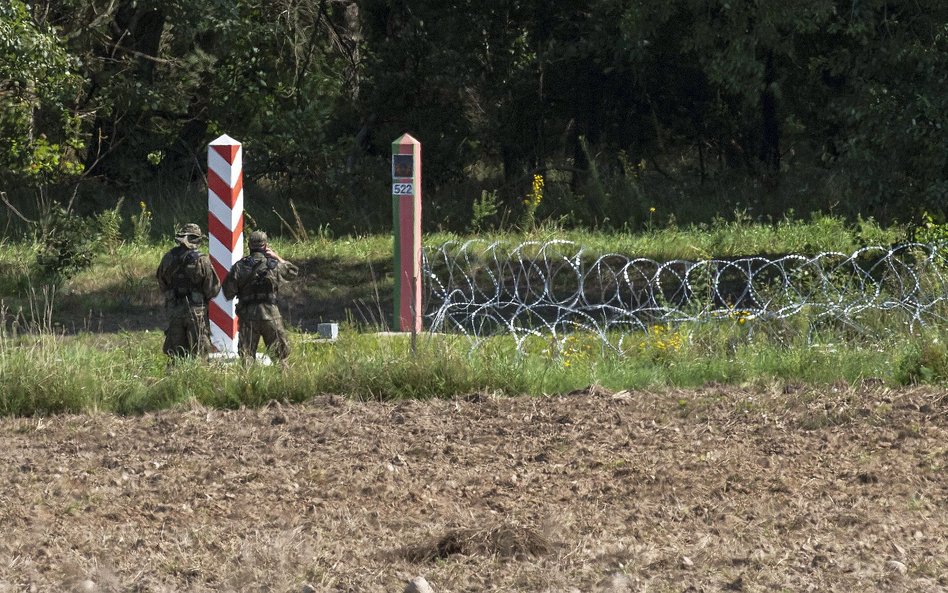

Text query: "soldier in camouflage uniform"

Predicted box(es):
[222, 231, 299, 363]
[156, 223, 222, 358]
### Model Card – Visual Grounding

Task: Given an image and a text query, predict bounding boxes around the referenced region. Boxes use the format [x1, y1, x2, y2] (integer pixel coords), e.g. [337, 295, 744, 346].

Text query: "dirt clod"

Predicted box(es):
[885, 560, 908, 576]
[405, 524, 551, 562]
[404, 576, 434, 593]
[72, 580, 95, 593]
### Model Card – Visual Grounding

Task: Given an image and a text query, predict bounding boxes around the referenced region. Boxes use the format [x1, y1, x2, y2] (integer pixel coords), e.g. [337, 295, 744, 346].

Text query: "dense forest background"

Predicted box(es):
[1, 0, 945, 237]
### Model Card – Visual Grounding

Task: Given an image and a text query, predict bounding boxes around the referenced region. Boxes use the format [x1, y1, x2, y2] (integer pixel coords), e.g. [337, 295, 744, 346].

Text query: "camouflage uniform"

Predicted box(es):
[156, 223, 222, 358]
[222, 231, 299, 362]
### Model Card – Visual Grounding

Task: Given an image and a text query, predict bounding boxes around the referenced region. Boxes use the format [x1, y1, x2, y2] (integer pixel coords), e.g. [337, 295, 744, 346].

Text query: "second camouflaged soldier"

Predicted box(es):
[222, 231, 299, 363]
[156, 223, 221, 358]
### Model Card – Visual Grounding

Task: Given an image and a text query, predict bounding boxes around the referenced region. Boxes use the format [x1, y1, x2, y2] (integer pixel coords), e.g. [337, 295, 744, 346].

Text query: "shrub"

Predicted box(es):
[132, 200, 153, 245]
[470, 189, 500, 233]
[35, 202, 100, 280]
[95, 197, 124, 254]
[896, 335, 948, 384]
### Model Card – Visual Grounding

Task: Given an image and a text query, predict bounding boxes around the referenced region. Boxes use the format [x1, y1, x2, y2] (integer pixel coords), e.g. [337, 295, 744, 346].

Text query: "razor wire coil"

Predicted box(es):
[422, 241, 948, 353]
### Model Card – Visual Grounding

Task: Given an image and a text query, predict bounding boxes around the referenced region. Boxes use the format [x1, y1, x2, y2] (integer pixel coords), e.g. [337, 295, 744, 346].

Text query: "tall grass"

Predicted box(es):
[2, 318, 944, 417]
[464, 211, 902, 259]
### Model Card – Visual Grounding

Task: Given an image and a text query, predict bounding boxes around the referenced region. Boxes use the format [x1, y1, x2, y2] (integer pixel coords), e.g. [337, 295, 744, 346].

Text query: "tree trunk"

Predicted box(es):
[760, 50, 780, 173]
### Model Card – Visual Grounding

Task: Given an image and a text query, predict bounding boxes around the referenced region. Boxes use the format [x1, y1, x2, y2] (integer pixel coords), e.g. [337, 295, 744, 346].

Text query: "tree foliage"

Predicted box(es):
[0, 0, 85, 181]
[0, 0, 944, 227]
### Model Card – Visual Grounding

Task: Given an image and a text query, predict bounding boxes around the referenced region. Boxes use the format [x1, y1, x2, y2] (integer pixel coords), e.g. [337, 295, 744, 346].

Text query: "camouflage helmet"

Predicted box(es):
[248, 230, 268, 249]
[174, 223, 203, 247]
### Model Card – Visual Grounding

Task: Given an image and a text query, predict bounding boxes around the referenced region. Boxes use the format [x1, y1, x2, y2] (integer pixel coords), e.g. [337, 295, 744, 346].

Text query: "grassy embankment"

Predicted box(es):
[1, 214, 946, 416]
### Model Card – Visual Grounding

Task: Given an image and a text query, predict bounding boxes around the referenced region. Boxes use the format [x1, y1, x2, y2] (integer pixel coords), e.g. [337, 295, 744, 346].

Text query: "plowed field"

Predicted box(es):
[1, 384, 945, 592]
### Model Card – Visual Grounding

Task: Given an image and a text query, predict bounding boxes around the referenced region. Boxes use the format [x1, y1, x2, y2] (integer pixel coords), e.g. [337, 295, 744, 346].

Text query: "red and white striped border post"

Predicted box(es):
[392, 133, 422, 333]
[207, 134, 244, 354]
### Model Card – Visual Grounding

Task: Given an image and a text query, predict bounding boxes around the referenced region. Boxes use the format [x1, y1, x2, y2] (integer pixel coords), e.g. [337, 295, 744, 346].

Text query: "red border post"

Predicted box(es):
[392, 134, 422, 333]
[207, 134, 244, 354]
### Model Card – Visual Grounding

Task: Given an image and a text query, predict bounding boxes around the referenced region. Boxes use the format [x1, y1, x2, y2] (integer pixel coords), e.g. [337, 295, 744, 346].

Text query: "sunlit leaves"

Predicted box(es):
[0, 0, 85, 181]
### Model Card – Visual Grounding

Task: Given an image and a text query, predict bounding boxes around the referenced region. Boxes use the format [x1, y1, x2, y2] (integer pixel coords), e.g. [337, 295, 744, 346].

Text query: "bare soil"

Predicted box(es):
[1, 384, 945, 593]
